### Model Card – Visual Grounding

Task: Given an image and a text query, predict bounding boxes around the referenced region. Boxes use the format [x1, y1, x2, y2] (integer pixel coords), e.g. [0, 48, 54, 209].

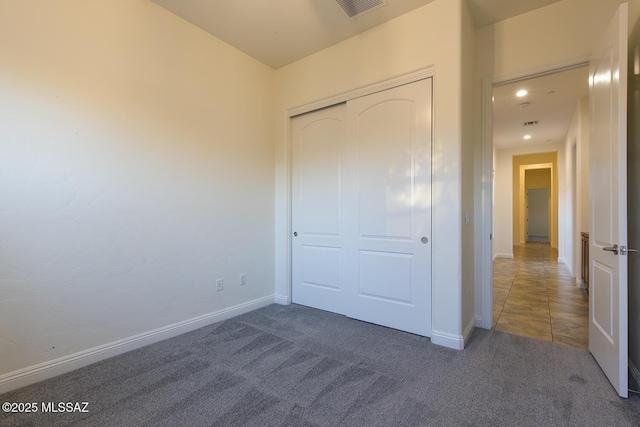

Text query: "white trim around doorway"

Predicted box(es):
[478, 54, 591, 330]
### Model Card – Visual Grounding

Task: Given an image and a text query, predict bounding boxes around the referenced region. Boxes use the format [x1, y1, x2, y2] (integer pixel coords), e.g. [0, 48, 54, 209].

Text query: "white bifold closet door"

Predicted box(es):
[292, 78, 432, 337]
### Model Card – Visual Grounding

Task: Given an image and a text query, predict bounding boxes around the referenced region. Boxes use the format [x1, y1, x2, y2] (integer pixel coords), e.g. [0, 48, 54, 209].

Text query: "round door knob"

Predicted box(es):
[421, 237, 428, 244]
[293, 232, 298, 237]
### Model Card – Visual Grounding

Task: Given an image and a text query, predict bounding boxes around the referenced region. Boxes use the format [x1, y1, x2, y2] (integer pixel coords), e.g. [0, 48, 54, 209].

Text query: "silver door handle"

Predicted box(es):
[620, 246, 637, 255]
[603, 244, 619, 255]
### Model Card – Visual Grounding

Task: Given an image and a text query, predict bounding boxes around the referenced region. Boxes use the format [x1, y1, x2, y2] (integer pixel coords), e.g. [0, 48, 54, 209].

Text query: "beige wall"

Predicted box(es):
[561, 95, 590, 279]
[512, 153, 559, 247]
[487, 0, 621, 78]
[275, 0, 467, 342]
[0, 0, 275, 381]
[578, 97, 591, 234]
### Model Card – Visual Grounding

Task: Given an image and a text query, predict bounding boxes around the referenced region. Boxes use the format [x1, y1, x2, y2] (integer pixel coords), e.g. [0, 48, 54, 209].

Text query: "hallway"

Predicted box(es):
[492, 243, 589, 349]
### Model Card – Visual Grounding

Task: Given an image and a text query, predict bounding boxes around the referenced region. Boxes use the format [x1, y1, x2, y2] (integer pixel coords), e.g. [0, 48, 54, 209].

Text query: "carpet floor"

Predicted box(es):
[1, 304, 639, 426]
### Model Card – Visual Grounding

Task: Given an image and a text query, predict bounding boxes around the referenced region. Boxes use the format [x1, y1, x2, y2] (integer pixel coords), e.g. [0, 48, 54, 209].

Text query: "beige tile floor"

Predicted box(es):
[493, 243, 589, 350]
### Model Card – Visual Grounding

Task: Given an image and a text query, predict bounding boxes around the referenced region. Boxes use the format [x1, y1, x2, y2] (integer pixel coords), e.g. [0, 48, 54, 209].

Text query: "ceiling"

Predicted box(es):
[151, 0, 563, 69]
[492, 66, 589, 150]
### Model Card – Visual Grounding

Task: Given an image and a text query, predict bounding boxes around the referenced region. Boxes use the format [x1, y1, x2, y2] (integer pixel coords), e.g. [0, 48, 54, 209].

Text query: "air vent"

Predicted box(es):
[523, 120, 539, 127]
[336, 0, 387, 18]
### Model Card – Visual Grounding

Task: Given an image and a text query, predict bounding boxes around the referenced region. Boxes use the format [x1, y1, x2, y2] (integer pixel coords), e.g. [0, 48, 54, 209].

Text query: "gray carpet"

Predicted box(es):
[1, 304, 640, 426]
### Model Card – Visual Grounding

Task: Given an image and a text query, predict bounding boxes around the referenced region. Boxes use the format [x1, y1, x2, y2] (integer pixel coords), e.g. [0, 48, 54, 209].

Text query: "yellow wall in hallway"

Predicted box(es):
[525, 169, 551, 190]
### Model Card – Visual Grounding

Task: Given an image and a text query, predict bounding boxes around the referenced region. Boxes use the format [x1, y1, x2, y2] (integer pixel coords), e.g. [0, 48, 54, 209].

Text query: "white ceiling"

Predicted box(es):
[150, 0, 563, 69]
[492, 66, 589, 150]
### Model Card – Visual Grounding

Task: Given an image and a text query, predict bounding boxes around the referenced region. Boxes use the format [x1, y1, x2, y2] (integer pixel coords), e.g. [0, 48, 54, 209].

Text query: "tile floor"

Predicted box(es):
[492, 243, 589, 350]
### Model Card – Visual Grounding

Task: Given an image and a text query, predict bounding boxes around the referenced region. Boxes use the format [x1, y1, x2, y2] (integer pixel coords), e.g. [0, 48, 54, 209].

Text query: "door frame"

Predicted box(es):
[478, 55, 591, 329]
[520, 163, 553, 244]
[526, 186, 551, 243]
[282, 66, 434, 306]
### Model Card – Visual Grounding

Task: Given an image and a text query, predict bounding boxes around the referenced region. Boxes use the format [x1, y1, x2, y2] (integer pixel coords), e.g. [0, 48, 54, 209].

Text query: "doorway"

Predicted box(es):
[527, 187, 550, 243]
[488, 66, 590, 348]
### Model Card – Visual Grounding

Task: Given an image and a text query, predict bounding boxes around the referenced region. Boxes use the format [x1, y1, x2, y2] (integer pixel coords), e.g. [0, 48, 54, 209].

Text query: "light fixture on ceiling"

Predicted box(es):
[336, 0, 388, 18]
[524, 135, 532, 140]
[516, 89, 528, 97]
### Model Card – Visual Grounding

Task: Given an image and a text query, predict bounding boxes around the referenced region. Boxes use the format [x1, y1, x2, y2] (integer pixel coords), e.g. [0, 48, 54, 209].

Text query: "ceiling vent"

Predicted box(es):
[523, 120, 539, 126]
[336, 0, 388, 18]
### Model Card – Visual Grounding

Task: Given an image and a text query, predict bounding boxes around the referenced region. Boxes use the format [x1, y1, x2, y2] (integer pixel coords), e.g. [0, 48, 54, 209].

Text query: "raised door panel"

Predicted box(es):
[346, 79, 432, 336]
[292, 104, 347, 314]
[358, 100, 414, 240]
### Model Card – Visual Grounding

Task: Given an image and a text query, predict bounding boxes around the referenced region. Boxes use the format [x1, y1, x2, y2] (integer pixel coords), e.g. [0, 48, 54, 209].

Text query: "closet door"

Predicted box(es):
[291, 104, 348, 314]
[345, 79, 432, 336]
[292, 78, 433, 337]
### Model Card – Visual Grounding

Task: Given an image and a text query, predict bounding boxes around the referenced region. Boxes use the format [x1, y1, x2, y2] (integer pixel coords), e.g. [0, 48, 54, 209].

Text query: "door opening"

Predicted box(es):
[527, 187, 550, 243]
[488, 66, 589, 349]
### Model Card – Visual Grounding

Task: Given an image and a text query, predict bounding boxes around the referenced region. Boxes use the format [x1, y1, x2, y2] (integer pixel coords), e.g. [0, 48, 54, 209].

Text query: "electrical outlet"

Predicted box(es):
[240, 274, 246, 286]
[216, 279, 223, 292]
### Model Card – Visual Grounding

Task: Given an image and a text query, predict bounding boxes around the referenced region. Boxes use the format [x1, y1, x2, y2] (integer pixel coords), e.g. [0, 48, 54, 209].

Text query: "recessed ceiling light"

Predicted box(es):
[524, 135, 532, 140]
[516, 90, 528, 97]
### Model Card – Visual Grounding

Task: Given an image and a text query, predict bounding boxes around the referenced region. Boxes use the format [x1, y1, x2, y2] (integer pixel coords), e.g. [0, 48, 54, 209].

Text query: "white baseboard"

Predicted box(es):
[274, 294, 290, 305]
[494, 253, 514, 259]
[475, 315, 490, 330]
[431, 329, 465, 350]
[0, 295, 275, 395]
[576, 278, 586, 289]
[463, 317, 476, 346]
[630, 358, 640, 389]
[557, 257, 567, 265]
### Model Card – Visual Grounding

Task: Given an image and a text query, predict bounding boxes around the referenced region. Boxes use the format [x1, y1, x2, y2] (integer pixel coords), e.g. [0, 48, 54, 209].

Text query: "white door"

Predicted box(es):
[345, 80, 432, 336]
[291, 103, 348, 315]
[589, 3, 628, 398]
[292, 79, 432, 336]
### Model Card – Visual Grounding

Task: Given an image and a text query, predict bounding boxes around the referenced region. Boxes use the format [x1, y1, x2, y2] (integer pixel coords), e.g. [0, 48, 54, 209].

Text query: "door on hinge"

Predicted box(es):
[589, 3, 629, 398]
